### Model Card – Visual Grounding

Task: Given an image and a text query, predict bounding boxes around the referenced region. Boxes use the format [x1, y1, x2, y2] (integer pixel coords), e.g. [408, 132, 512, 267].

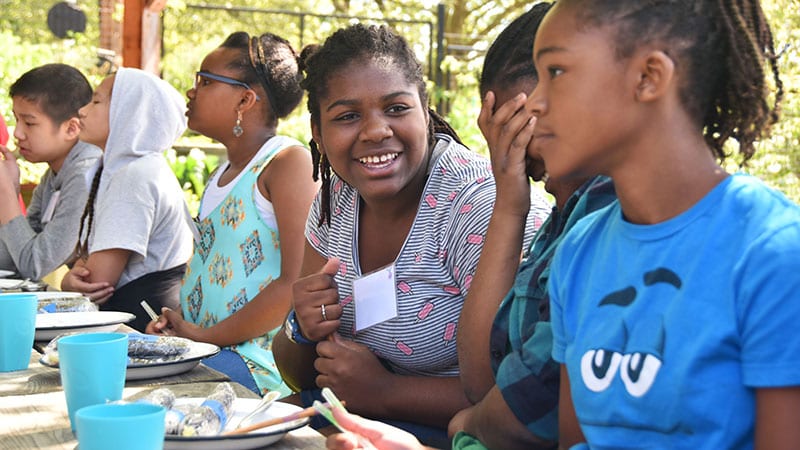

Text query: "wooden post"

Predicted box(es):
[122, 0, 145, 68]
[142, 0, 167, 74]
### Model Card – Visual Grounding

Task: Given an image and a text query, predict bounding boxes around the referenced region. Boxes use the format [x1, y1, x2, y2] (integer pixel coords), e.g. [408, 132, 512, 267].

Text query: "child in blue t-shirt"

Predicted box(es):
[532, 1, 800, 449]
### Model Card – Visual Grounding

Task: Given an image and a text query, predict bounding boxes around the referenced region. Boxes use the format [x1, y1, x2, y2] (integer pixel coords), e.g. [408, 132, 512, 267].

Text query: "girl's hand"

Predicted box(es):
[315, 333, 393, 415]
[144, 308, 176, 336]
[292, 258, 342, 342]
[61, 265, 114, 304]
[326, 406, 426, 450]
[478, 91, 538, 218]
[155, 308, 200, 340]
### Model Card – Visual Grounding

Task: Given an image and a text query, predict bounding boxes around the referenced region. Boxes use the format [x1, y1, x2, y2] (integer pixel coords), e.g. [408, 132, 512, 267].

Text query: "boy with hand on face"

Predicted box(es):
[0, 64, 102, 280]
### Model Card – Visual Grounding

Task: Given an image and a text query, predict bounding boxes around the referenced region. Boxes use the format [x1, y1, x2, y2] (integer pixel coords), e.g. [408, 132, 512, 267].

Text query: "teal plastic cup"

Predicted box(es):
[0, 293, 37, 372]
[76, 402, 166, 450]
[58, 332, 128, 432]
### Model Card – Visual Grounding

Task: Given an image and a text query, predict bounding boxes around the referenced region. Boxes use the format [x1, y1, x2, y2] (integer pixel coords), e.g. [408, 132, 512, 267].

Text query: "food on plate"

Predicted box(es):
[41, 333, 192, 365]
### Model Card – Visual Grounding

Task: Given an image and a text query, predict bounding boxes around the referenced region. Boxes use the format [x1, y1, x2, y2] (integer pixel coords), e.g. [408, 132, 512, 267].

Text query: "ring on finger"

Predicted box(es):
[321, 304, 328, 321]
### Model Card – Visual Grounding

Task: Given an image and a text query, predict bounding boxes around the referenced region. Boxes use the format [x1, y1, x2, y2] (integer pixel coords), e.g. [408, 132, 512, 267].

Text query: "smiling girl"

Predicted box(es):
[273, 24, 547, 445]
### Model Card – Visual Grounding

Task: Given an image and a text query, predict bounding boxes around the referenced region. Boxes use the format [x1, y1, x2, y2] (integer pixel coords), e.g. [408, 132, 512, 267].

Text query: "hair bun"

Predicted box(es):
[298, 44, 320, 72]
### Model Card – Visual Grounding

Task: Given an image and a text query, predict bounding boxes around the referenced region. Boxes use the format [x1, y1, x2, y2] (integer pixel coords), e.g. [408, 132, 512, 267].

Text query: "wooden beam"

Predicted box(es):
[122, 0, 145, 68]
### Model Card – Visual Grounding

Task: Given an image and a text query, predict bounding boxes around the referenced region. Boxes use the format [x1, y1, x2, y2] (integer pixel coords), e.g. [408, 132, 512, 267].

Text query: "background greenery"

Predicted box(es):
[1, 0, 798, 205]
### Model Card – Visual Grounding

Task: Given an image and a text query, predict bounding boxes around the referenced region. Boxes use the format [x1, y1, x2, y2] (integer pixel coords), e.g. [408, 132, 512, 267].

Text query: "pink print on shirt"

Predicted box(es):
[467, 234, 484, 245]
[443, 322, 456, 346]
[464, 274, 473, 290]
[395, 338, 414, 356]
[425, 194, 437, 208]
[398, 281, 412, 294]
[443, 286, 461, 295]
[416, 301, 434, 323]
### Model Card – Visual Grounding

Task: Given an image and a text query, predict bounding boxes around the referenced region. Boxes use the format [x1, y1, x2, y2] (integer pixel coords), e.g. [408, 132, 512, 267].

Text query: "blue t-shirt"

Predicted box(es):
[550, 174, 800, 449]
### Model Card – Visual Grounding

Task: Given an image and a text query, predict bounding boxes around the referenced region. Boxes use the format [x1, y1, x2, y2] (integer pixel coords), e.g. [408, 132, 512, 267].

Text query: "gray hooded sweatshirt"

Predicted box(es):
[84, 67, 192, 288]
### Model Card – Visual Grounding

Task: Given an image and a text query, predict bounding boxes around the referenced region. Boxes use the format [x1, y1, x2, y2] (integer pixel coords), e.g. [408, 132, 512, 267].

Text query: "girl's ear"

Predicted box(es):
[311, 121, 324, 155]
[62, 117, 82, 140]
[238, 89, 260, 112]
[634, 49, 675, 103]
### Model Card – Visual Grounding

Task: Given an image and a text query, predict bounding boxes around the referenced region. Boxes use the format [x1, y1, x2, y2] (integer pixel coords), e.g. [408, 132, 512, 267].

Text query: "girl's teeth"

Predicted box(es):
[360, 153, 398, 164]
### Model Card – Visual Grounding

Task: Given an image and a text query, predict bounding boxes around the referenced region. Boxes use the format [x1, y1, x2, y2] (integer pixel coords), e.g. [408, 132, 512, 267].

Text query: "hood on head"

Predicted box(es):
[103, 67, 187, 175]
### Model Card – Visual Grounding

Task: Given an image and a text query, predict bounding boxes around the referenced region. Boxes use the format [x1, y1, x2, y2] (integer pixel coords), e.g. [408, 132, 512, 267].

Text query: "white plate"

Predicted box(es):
[164, 399, 308, 450]
[124, 340, 220, 380]
[31, 291, 87, 300]
[34, 311, 136, 341]
[0, 269, 15, 278]
[0, 278, 29, 289]
[39, 335, 220, 381]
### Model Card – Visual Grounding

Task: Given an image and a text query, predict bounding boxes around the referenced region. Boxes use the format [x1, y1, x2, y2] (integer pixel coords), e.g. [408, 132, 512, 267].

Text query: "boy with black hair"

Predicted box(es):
[0, 63, 102, 280]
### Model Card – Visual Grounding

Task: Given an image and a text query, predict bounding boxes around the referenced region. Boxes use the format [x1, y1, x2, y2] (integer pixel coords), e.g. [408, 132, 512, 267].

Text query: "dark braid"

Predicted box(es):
[428, 108, 464, 148]
[219, 31, 304, 123]
[309, 138, 332, 226]
[74, 166, 104, 261]
[479, 2, 553, 98]
[563, 0, 782, 165]
[299, 24, 463, 225]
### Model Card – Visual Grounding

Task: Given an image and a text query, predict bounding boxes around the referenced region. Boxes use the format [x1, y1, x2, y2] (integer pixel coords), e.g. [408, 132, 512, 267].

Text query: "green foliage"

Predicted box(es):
[1, 0, 798, 203]
[165, 147, 220, 215]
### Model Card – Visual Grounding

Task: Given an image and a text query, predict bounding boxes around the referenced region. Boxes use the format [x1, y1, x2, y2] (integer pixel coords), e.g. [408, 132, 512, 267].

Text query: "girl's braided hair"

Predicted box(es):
[562, 0, 783, 165]
[219, 31, 304, 124]
[298, 24, 463, 226]
[74, 166, 103, 260]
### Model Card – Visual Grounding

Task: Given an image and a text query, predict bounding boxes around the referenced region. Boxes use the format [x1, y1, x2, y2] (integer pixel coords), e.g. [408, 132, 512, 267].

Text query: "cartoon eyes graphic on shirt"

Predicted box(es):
[581, 349, 622, 392]
[620, 352, 662, 397]
[581, 349, 662, 397]
[579, 267, 680, 398]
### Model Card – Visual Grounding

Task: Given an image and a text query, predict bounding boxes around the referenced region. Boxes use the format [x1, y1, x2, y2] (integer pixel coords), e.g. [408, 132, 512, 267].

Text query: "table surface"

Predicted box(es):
[0, 353, 326, 449]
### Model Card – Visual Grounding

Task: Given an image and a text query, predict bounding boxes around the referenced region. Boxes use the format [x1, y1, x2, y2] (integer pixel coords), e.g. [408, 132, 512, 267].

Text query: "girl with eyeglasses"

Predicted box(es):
[146, 32, 318, 396]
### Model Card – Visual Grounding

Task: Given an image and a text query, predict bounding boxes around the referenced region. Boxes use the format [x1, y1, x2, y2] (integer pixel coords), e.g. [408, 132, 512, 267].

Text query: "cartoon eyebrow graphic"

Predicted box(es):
[599, 286, 637, 307]
[598, 268, 682, 308]
[643, 268, 682, 289]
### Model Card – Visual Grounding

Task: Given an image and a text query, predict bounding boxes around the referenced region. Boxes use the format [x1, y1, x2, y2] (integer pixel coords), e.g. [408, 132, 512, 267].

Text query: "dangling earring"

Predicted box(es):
[233, 110, 244, 137]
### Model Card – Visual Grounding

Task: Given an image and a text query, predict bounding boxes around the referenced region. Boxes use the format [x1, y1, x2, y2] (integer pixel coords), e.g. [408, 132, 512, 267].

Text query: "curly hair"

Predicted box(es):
[298, 24, 463, 225]
[219, 31, 304, 123]
[561, 0, 783, 165]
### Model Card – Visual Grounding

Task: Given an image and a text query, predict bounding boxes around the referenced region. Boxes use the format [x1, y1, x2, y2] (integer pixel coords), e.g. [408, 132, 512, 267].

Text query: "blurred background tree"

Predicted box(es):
[1, 0, 798, 202]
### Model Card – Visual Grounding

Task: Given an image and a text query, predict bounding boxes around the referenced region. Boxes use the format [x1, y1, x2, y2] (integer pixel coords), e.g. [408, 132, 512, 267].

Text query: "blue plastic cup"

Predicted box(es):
[0, 293, 37, 372]
[76, 402, 166, 450]
[58, 332, 128, 432]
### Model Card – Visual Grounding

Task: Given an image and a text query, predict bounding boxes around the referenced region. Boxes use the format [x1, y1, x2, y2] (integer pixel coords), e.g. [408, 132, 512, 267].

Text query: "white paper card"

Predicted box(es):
[41, 190, 60, 224]
[353, 263, 398, 332]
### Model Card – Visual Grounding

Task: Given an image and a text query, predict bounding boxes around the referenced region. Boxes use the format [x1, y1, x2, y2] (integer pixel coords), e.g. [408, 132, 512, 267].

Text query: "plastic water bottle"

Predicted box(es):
[164, 404, 194, 435]
[138, 388, 176, 409]
[136, 387, 186, 435]
[177, 382, 237, 436]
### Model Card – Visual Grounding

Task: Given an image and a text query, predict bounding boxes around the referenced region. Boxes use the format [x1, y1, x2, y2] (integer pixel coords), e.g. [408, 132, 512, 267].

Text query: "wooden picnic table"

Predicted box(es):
[0, 349, 326, 449]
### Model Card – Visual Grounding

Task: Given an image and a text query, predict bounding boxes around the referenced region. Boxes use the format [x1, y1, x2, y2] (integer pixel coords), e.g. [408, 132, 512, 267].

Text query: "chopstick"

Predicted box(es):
[223, 400, 344, 435]
[140, 300, 159, 322]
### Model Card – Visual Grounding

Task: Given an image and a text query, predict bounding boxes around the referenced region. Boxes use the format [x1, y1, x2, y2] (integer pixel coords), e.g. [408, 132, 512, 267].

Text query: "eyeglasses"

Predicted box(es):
[194, 71, 260, 100]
